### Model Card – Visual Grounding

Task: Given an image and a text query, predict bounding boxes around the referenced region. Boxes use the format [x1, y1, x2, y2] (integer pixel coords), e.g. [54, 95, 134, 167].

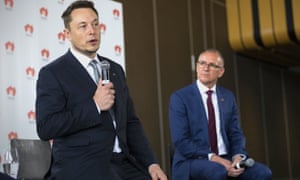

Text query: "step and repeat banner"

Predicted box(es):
[0, 0, 125, 168]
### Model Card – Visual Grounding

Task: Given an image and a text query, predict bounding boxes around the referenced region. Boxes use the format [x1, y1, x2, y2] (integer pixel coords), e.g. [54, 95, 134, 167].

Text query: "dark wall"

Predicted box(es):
[114, 0, 300, 179]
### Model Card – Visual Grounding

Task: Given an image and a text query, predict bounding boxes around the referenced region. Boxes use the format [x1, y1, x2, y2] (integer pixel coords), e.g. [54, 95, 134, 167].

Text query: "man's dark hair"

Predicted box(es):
[61, 0, 98, 29]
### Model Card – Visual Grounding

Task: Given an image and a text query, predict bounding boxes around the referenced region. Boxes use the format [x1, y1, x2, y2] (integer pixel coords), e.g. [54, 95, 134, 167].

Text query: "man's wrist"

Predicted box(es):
[208, 153, 216, 160]
[148, 163, 160, 172]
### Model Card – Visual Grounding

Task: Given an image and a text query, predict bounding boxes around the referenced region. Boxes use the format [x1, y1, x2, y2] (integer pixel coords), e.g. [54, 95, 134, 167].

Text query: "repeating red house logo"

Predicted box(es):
[114, 45, 122, 56]
[26, 66, 35, 78]
[24, 24, 34, 36]
[6, 86, 16, 98]
[40, 7, 48, 19]
[57, 0, 64, 4]
[113, 8, 120, 19]
[4, 0, 14, 9]
[27, 110, 36, 122]
[99, 23, 107, 34]
[5, 41, 15, 54]
[8, 131, 18, 140]
[57, 31, 66, 44]
[41, 48, 50, 60]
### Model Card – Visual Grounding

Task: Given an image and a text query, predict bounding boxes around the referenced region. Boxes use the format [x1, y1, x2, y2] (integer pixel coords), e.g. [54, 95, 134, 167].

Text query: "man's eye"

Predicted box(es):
[93, 22, 99, 27]
[79, 24, 87, 29]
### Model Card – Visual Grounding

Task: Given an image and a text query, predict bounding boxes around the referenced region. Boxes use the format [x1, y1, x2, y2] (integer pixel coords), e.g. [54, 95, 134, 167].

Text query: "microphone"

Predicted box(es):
[100, 60, 110, 84]
[235, 158, 255, 169]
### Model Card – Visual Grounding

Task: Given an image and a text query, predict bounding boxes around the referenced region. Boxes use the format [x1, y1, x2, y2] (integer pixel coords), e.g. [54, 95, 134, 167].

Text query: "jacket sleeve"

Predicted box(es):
[35, 66, 102, 140]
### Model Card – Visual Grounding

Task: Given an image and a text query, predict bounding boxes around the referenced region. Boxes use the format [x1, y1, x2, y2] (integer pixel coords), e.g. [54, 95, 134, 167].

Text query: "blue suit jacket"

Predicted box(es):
[169, 82, 247, 180]
[36, 50, 156, 179]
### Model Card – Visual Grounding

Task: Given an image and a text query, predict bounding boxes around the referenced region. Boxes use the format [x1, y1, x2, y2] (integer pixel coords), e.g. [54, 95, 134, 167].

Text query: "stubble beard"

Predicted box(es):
[74, 45, 99, 58]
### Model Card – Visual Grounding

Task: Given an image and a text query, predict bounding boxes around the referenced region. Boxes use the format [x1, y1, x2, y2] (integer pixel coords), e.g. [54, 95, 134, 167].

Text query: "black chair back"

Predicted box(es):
[10, 139, 51, 180]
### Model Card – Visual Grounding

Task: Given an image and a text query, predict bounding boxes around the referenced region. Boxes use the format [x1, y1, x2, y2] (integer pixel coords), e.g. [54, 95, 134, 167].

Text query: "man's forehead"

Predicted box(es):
[71, 8, 98, 19]
[200, 53, 219, 61]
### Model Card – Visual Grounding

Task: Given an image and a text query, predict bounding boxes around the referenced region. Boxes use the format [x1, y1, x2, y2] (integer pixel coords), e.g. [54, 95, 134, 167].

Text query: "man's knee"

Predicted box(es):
[257, 166, 272, 180]
[198, 163, 227, 180]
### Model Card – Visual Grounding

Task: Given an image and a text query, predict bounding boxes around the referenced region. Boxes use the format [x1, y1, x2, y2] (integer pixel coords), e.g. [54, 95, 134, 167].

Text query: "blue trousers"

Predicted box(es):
[190, 157, 272, 180]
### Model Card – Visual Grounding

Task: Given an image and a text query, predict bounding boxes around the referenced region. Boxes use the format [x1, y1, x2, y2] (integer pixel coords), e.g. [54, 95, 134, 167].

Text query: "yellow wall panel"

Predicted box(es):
[239, 0, 261, 50]
[258, 0, 276, 47]
[226, 0, 245, 51]
[292, 0, 300, 41]
[272, 0, 291, 44]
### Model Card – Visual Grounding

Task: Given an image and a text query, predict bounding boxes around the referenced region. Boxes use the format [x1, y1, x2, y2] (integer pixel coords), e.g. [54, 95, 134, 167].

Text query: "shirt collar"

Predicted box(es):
[196, 80, 216, 95]
[70, 47, 99, 68]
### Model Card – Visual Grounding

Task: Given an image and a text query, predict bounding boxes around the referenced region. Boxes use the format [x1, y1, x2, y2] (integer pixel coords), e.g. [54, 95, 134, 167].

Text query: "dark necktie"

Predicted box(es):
[89, 60, 100, 83]
[206, 90, 218, 154]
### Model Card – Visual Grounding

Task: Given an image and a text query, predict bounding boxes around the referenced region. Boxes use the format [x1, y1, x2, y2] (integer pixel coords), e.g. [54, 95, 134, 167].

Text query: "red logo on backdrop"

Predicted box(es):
[40, 7, 48, 19]
[6, 86, 16, 97]
[8, 132, 18, 140]
[24, 24, 34, 36]
[57, 0, 64, 4]
[41, 48, 50, 60]
[114, 45, 122, 56]
[4, 0, 14, 9]
[113, 8, 120, 19]
[27, 110, 36, 122]
[26, 66, 35, 78]
[100, 23, 106, 34]
[57, 32, 66, 43]
[5, 41, 15, 54]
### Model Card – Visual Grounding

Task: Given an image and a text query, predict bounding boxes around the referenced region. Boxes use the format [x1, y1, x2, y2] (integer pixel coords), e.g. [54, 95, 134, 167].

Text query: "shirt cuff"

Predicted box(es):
[93, 100, 101, 114]
[208, 153, 215, 160]
[232, 154, 247, 161]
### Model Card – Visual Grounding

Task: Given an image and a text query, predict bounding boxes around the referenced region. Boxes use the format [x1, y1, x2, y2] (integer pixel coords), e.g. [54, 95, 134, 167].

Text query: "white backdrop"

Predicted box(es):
[0, 0, 125, 168]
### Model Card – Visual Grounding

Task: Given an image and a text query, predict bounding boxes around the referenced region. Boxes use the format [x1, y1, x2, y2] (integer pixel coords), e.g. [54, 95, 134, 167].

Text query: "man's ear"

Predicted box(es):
[64, 28, 71, 40]
[218, 68, 225, 78]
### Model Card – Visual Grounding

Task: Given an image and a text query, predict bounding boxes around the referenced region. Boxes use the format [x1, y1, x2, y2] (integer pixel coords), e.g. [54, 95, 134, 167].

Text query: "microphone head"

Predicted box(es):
[235, 158, 255, 169]
[100, 60, 110, 70]
[244, 158, 255, 167]
[100, 60, 110, 84]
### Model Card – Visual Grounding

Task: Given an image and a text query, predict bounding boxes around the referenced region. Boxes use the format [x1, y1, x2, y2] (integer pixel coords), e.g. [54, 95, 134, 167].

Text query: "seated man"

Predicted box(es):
[169, 49, 272, 179]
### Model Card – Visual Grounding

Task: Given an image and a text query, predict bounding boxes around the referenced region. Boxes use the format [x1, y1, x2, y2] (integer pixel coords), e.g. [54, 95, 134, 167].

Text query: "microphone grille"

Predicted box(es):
[100, 60, 110, 70]
[245, 158, 255, 167]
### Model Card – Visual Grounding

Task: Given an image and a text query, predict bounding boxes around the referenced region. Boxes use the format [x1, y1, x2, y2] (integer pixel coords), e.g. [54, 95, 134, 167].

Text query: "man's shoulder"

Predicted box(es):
[216, 85, 233, 92]
[216, 85, 235, 99]
[44, 51, 70, 67]
[38, 51, 74, 75]
[171, 82, 197, 99]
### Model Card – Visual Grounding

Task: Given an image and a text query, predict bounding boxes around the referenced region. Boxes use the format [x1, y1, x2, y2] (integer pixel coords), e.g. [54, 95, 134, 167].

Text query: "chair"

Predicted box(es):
[10, 139, 51, 180]
[168, 143, 175, 178]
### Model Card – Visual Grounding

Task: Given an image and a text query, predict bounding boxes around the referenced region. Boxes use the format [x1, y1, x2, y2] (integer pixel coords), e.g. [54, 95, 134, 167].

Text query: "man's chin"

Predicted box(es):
[87, 50, 98, 54]
[86, 47, 99, 54]
[73, 46, 99, 57]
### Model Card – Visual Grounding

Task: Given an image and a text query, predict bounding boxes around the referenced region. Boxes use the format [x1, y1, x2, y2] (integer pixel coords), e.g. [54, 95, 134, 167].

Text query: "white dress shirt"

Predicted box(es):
[196, 80, 227, 158]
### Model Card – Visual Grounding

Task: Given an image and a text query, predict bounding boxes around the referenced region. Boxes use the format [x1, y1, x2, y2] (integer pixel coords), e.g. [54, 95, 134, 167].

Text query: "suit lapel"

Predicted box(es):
[191, 82, 210, 143]
[98, 56, 122, 128]
[216, 86, 225, 137]
[110, 66, 121, 128]
[192, 82, 207, 120]
[65, 51, 97, 89]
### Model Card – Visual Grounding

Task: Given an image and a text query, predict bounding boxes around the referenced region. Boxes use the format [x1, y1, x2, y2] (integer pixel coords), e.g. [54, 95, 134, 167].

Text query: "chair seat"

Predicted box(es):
[10, 139, 51, 180]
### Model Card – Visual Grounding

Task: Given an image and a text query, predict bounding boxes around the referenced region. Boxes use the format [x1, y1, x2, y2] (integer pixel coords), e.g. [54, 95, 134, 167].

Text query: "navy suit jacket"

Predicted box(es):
[169, 82, 247, 180]
[36, 50, 156, 179]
